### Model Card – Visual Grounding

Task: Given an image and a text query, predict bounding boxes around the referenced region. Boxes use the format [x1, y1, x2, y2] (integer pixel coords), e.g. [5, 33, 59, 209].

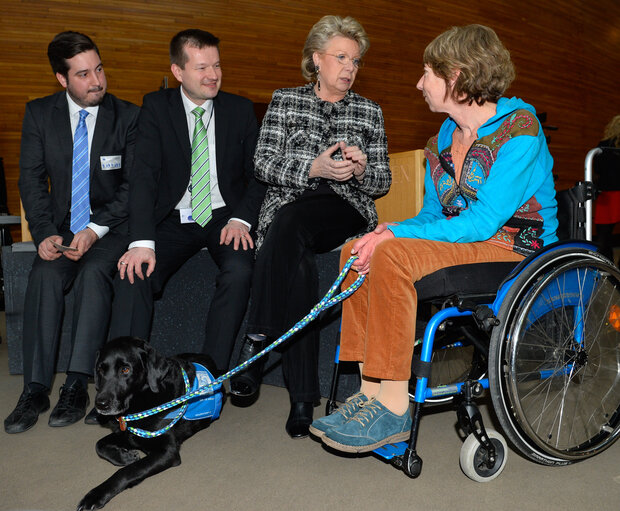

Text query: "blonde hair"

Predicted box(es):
[301, 15, 369, 82]
[424, 24, 515, 105]
[603, 115, 620, 147]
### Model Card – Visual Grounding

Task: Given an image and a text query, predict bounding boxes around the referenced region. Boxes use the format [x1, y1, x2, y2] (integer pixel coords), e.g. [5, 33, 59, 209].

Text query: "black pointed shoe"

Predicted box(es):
[285, 401, 314, 439]
[84, 406, 107, 425]
[229, 336, 269, 400]
[48, 380, 90, 427]
[4, 388, 50, 434]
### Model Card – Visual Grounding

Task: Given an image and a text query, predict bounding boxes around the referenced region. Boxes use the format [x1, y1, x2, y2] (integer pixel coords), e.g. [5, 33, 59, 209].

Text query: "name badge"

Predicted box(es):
[180, 208, 196, 224]
[100, 155, 122, 170]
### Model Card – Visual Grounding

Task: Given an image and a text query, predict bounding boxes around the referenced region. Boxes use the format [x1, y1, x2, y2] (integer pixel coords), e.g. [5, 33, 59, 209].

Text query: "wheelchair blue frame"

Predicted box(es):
[372, 240, 600, 464]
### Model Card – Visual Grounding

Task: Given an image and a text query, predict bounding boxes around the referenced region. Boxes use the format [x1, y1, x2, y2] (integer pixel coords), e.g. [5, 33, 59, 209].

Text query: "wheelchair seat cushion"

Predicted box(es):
[414, 262, 519, 302]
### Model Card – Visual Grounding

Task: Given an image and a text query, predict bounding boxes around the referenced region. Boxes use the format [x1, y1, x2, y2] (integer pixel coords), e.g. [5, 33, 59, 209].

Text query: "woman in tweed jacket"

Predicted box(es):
[230, 15, 390, 438]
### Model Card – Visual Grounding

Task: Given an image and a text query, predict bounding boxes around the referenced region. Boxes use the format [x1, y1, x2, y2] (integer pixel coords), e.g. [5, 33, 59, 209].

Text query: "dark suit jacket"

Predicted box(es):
[19, 91, 140, 247]
[128, 87, 265, 242]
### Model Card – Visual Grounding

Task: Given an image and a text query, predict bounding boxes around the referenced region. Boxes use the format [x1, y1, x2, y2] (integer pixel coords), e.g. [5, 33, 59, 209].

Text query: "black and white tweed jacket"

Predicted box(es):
[254, 83, 391, 250]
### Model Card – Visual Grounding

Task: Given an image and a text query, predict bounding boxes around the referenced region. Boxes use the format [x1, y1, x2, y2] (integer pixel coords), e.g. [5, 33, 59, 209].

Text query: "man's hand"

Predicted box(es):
[38, 235, 64, 261]
[342, 144, 368, 182]
[350, 223, 396, 275]
[309, 142, 356, 181]
[63, 228, 98, 261]
[220, 220, 254, 251]
[118, 247, 156, 284]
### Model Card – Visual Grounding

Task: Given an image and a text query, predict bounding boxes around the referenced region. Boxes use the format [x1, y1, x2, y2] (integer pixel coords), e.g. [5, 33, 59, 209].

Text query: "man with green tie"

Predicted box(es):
[109, 29, 265, 376]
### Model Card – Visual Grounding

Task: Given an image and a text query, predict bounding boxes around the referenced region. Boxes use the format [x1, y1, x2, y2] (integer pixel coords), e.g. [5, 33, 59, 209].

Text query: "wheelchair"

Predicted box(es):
[325, 148, 620, 482]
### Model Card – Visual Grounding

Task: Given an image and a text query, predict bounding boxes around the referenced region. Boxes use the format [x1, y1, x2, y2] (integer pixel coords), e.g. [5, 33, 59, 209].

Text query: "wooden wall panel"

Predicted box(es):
[1, 0, 618, 241]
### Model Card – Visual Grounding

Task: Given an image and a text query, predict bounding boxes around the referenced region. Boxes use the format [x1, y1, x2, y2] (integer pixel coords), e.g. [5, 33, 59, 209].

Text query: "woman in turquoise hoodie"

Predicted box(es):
[310, 24, 558, 452]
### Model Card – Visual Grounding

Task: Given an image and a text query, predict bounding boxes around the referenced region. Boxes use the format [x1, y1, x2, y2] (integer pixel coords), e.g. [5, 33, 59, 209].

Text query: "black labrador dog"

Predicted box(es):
[77, 337, 223, 510]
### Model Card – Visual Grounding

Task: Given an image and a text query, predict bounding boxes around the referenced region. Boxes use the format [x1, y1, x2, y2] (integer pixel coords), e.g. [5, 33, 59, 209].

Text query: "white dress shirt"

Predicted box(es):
[129, 86, 249, 252]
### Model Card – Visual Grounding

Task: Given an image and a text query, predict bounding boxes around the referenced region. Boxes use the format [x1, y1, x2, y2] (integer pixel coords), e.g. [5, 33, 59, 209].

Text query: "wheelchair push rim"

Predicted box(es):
[490, 251, 620, 464]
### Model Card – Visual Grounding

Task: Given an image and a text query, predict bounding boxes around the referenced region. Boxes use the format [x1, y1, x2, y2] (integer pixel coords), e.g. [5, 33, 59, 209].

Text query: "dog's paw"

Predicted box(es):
[77, 488, 111, 510]
[97, 441, 142, 467]
[108, 448, 141, 467]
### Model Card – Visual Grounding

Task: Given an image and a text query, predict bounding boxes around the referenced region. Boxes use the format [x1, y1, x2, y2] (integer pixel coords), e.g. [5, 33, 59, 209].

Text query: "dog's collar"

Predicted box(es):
[118, 367, 190, 436]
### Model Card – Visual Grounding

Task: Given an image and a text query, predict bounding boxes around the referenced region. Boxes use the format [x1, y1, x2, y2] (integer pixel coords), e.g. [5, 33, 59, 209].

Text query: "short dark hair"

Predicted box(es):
[170, 29, 220, 68]
[47, 31, 100, 77]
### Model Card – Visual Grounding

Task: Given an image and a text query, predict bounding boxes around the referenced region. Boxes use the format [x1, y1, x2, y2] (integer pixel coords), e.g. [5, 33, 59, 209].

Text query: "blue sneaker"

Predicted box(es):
[322, 398, 411, 453]
[309, 392, 368, 439]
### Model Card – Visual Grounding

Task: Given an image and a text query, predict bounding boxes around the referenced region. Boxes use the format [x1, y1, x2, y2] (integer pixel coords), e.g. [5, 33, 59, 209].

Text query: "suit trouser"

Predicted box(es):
[248, 195, 366, 403]
[109, 208, 254, 372]
[22, 231, 128, 388]
[339, 238, 525, 382]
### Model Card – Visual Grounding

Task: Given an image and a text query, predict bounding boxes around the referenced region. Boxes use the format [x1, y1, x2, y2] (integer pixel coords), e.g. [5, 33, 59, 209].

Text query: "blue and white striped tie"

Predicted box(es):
[70, 109, 90, 233]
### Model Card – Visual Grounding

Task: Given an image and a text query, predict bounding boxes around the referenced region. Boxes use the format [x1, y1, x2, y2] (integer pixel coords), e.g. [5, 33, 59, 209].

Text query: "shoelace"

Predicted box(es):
[337, 392, 367, 420]
[14, 391, 35, 413]
[55, 384, 80, 411]
[349, 398, 382, 426]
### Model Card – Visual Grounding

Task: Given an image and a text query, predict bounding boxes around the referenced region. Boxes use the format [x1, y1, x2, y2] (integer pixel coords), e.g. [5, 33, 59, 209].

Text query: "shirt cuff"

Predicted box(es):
[229, 217, 252, 230]
[87, 222, 108, 239]
[128, 240, 156, 251]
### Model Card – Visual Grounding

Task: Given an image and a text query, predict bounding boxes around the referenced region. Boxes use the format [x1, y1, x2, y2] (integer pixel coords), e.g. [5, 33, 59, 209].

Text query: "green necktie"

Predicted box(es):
[190, 106, 212, 226]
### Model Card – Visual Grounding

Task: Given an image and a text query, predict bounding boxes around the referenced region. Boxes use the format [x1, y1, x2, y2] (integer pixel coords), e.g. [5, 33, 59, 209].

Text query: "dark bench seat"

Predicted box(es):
[2, 243, 359, 400]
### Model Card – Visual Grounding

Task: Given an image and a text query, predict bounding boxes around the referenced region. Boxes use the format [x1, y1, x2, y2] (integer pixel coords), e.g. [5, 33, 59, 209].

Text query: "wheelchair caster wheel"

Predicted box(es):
[460, 429, 507, 482]
[402, 450, 422, 478]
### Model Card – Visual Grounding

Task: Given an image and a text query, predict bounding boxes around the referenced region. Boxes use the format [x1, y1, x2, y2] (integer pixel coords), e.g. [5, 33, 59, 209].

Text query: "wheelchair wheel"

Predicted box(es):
[460, 429, 507, 482]
[489, 249, 620, 465]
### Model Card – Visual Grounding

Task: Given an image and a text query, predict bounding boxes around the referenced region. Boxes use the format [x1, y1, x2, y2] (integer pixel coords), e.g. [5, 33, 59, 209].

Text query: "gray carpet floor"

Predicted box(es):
[1, 316, 620, 511]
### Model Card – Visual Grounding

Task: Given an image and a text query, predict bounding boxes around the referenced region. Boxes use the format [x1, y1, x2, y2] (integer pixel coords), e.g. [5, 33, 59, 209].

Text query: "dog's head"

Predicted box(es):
[94, 337, 171, 416]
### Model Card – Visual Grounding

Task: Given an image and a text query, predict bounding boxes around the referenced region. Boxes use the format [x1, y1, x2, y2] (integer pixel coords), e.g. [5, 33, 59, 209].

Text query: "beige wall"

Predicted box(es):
[1, 0, 619, 240]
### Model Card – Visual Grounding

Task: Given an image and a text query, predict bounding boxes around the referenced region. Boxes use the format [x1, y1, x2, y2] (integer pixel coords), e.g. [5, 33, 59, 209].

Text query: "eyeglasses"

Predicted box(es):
[323, 53, 362, 69]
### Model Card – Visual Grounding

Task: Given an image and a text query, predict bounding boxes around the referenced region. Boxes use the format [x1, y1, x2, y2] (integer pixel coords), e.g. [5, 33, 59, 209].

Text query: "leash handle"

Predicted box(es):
[121, 256, 364, 436]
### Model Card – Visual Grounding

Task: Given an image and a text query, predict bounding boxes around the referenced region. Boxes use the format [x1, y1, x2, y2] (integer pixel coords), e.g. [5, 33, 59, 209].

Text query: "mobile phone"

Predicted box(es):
[51, 240, 78, 252]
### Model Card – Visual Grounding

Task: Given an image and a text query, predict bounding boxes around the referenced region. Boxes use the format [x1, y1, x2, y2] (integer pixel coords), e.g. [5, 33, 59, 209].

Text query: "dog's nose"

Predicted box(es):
[95, 397, 110, 412]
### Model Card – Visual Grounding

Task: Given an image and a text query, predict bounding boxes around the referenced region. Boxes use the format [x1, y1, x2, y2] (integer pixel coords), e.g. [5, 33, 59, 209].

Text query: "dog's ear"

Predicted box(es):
[144, 343, 170, 393]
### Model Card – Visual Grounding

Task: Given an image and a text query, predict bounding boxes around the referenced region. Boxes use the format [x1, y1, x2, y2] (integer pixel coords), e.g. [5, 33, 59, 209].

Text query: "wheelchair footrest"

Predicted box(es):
[373, 441, 408, 459]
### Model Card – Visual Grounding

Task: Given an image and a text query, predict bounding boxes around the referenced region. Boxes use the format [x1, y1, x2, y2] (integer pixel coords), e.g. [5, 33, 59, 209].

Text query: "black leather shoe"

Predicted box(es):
[48, 380, 90, 427]
[4, 388, 50, 434]
[84, 406, 107, 425]
[285, 401, 314, 439]
[229, 336, 269, 399]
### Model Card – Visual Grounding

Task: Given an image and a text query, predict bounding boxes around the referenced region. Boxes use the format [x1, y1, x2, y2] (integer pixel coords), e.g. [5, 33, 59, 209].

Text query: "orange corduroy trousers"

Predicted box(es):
[339, 237, 524, 381]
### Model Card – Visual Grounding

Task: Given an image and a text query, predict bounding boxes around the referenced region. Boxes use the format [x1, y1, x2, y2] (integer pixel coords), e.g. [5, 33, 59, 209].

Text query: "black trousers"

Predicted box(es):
[249, 194, 366, 402]
[109, 208, 254, 372]
[22, 231, 128, 388]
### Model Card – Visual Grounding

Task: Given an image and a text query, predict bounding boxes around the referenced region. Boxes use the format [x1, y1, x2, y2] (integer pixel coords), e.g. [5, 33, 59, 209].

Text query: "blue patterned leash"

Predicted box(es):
[119, 256, 365, 438]
[122, 369, 190, 438]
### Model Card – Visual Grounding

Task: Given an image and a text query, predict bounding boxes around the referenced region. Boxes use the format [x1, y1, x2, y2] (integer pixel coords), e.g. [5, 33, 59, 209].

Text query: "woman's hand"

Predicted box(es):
[350, 223, 396, 275]
[342, 144, 368, 182]
[309, 142, 356, 181]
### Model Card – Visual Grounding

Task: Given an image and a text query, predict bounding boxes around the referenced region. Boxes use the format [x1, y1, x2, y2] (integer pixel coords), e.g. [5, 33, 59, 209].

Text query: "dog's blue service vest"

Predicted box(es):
[164, 363, 222, 421]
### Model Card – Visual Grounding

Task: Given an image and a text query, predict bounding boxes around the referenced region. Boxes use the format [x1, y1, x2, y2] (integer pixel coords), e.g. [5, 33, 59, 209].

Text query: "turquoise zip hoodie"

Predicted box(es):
[389, 97, 558, 255]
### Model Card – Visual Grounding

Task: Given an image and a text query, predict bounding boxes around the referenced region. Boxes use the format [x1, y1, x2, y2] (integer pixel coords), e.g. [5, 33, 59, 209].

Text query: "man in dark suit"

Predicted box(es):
[4, 31, 139, 434]
[109, 29, 264, 375]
